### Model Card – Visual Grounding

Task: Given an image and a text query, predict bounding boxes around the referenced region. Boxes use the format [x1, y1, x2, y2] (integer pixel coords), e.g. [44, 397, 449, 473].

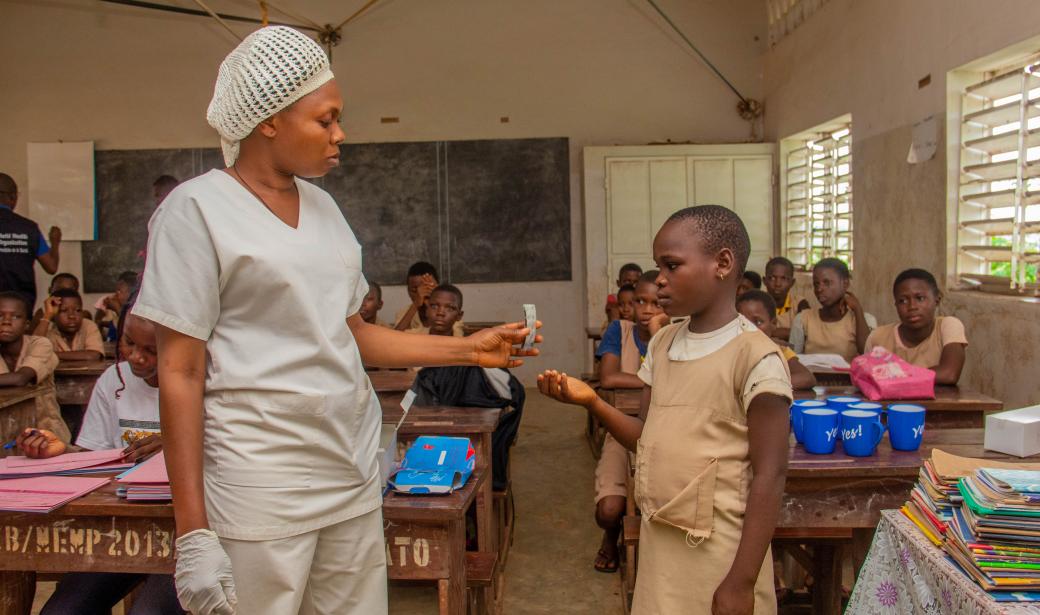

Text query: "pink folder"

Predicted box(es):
[116, 452, 168, 484]
[4, 449, 125, 471]
[0, 476, 110, 513]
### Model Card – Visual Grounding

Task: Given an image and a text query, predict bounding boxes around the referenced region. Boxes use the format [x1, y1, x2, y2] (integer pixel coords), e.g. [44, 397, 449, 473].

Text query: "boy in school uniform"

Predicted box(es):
[737, 270, 762, 296]
[0, 292, 70, 445]
[30, 273, 91, 331]
[615, 284, 636, 323]
[592, 270, 664, 573]
[95, 270, 138, 340]
[763, 257, 808, 340]
[605, 263, 642, 323]
[33, 288, 105, 361]
[359, 280, 388, 327]
[736, 290, 816, 390]
[865, 268, 968, 385]
[394, 261, 465, 336]
[790, 258, 876, 362]
[541, 205, 791, 614]
[17, 305, 183, 615]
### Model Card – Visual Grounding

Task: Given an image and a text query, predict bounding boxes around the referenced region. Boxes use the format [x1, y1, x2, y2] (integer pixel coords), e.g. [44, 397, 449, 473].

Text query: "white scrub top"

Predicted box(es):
[134, 169, 382, 541]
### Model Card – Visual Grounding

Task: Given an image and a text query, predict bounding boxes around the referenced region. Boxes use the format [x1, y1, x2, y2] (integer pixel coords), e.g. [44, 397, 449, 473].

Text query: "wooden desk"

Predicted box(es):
[54, 360, 113, 406]
[780, 427, 1017, 613]
[0, 467, 492, 615]
[381, 399, 503, 556]
[0, 386, 55, 460]
[366, 369, 416, 394]
[796, 385, 1003, 428]
[383, 465, 488, 614]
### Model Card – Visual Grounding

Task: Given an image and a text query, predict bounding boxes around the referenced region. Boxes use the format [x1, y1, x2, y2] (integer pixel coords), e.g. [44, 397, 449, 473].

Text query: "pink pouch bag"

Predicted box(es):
[850, 347, 936, 401]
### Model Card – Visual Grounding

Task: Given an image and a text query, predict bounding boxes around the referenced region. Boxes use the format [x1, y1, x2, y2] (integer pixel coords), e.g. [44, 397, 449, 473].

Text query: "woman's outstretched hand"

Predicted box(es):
[537, 369, 598, 407]
[470, 320, 543, 368]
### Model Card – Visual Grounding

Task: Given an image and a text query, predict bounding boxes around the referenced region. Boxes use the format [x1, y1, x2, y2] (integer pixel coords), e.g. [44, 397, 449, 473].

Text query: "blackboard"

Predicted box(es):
[83, 137, 571, 292]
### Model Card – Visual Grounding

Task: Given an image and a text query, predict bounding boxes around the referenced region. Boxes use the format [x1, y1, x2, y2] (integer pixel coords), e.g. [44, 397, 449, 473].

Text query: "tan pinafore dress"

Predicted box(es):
[632, 323, 786, 614]
[595, 320, 645, 503]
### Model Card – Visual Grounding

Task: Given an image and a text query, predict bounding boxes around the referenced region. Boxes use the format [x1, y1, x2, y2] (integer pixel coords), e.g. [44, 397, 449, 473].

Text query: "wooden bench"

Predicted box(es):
[465, 551, 499, 615]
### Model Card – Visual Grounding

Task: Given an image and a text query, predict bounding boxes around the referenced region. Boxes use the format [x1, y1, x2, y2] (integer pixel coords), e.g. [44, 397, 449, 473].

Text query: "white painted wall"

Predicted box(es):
[1, 0, 766, 383]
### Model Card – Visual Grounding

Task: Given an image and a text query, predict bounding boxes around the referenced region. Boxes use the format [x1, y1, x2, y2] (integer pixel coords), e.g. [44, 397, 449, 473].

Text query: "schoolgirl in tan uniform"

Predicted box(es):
[865, 268, 967, 385]
[790, 257, 876, 362]
[540, 205, 792, 614]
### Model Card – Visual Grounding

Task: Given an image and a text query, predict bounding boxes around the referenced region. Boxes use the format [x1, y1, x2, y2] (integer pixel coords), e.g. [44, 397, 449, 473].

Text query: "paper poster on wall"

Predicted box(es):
[26, 142, 95, 241]
[907, 115, 937, 164]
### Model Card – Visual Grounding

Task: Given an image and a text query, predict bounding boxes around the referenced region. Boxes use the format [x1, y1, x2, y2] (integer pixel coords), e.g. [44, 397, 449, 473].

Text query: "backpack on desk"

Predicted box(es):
[850, 347, 935, 401]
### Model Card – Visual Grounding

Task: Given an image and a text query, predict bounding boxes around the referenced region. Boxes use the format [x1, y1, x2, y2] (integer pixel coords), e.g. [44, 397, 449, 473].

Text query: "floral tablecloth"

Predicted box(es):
[847, 510, 1040, 614]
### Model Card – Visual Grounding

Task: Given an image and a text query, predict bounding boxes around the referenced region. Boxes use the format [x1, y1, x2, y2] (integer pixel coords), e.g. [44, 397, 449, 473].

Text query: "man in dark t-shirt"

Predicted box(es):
[0, 173, 61, 310]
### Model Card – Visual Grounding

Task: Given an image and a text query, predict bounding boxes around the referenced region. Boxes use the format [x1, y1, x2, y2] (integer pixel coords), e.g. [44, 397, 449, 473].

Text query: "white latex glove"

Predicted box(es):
[175, 529, 237, 615]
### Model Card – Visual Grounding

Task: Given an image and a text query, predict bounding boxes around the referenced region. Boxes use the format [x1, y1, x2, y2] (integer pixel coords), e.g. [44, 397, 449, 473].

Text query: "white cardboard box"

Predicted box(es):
[985, 405, 1040, 457]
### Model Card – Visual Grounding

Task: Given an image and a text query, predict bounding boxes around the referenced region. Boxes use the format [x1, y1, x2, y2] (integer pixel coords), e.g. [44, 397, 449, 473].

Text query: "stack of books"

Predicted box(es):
[115, 452, 170, 501]
[943, 468, 1040, 594]
[902, 456, 960, 545]
[0, 449, 133, 478]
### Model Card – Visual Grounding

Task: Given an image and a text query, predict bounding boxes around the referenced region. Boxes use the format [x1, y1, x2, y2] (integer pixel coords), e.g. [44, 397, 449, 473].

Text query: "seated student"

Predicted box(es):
[94, 270, 138, 340]
[30, 273, 92, 331]
[411, 283, 524, 491]
[615, 283, 636, 323]
[737, 290, 816, 390]
[592, 270, 664, 573]
[790, 258, 876, 362]
[865, 268, 968, 385]
[33, 289, 104, 361]
[359, 280, 387, 327]
[16, 305, 183, 615]
[605, 263, 643, 323]
[394, 261, 465, 336]
[737, 270, 762, 296]
[764, 256, 809, 340]
[0, 292, 69, 444]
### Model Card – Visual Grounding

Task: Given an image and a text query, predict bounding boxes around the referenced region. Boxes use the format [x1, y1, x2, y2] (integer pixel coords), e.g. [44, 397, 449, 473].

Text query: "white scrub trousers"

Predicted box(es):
[220, 507, 387, 614]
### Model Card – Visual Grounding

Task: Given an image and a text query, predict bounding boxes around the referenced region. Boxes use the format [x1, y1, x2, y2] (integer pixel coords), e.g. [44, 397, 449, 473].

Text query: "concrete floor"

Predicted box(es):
[32, 390, 623, 614]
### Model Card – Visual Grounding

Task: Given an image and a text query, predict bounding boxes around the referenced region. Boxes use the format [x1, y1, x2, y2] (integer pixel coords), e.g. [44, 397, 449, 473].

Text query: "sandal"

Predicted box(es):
[594, 546, 619, 573]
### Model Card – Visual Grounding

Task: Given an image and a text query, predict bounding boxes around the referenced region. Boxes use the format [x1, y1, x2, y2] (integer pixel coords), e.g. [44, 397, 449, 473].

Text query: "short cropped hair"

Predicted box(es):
[813, 257, 850, 280]
[0, 291, 29, 317]
[736, 289, 777, 316]
[153, 175, 180, 191]
[765, 256, 795, 276]
[618, 263, 643, 277]
[407, 261, 439, 282]
[893, 268, 939, 296]
[742, 271, 762, 289]
[431, 283, 463, 309]
[117, 271, 138, 287]
[617, 284, 636, 296]
[367, 280, 382, 300]
[638, 270, 660, 285]
[52, 288, 82, 302]
[50, 273, 80, 290]
[666, 205, 751, 274]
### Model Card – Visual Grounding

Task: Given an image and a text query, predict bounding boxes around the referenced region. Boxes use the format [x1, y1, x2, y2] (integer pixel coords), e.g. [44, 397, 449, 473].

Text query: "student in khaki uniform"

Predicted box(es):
[591, 270, 664, 573]
[790, 258, 876, 362]
[134, 27, 540, 615]
[763, 256, 808, 341]
[358, 281, 389, 328]
[33, 288, 105, 361]
[736, 290, 817, 391]
[393, 261, 466, 336]
[540, 205, 792, 615]
[0, 292, 69, 446]
[865, 268, 968, 385]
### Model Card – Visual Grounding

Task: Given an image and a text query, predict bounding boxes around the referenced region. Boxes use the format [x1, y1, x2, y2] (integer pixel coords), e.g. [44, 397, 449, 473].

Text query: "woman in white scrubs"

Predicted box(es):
[133, 27, 539, 615]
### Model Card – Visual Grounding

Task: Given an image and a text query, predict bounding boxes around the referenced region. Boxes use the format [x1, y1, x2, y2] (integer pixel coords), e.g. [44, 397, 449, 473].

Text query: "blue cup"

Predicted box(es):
[826, 396, 862, 411]
[888, 404, 926, 451]
[791, 400, 828, 444]
[840, 410, 886, 457]
[802, 408, 840, 454]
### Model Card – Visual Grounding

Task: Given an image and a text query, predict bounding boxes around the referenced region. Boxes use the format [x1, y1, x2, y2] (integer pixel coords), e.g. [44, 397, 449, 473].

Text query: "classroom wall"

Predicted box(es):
[762, 0, 1040, 407]
[1, 0, 766, 383]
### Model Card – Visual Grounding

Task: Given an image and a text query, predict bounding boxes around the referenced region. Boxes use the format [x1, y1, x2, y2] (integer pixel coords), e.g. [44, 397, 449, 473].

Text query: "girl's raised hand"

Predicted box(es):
[537, 370, 598, 407]
[469, 320, 542, 368]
